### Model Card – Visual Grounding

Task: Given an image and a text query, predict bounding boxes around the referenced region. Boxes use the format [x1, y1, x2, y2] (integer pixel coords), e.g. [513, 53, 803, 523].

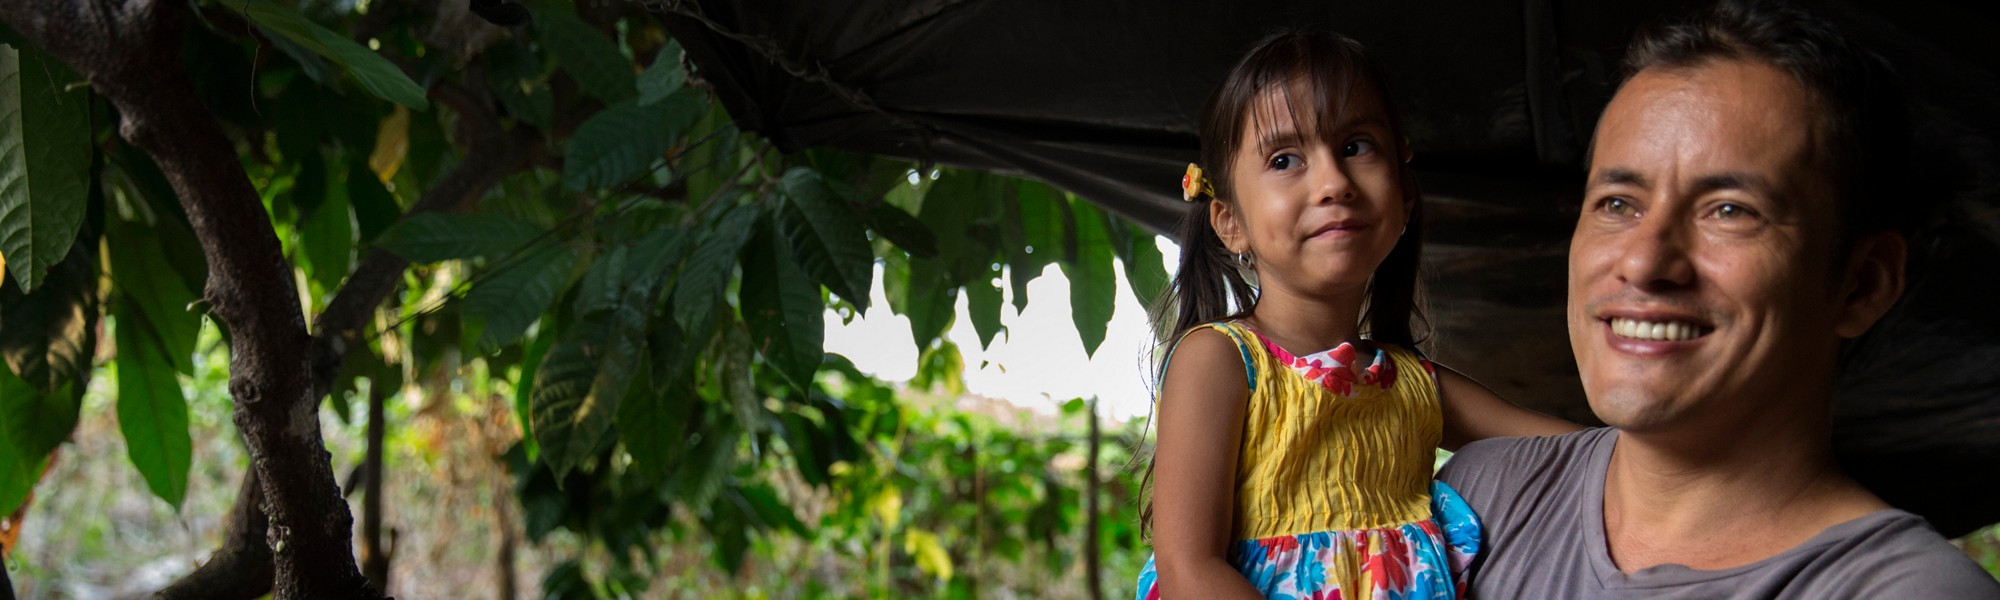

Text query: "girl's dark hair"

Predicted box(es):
[1137, 29, 1428, 536]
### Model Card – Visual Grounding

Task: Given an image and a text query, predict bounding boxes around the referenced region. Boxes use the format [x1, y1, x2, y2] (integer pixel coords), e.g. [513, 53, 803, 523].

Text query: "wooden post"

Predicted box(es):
[1086, 397, 1103, 600]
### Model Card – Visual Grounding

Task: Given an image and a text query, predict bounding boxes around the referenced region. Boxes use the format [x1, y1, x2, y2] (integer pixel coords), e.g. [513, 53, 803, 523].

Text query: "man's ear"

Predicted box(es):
[1209, 199, 1246, 255]
[1834, 230, 1908, 338]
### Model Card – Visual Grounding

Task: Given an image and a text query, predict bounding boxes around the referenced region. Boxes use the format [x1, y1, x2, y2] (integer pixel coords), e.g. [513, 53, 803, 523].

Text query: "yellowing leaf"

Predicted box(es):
[871, 485, 902, 528]
[368, 105, 409, 183]
[903, 529, 954, 582]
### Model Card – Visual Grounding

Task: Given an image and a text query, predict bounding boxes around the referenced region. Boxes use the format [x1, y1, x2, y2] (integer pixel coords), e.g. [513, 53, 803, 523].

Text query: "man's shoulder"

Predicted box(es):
[1438, 427, 1613, 488]
[1812, 510, 2000, 597]
[1436, 427, 1614, 526]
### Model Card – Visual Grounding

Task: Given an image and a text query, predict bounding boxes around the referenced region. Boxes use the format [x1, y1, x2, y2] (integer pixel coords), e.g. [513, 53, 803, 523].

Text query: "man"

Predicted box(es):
[1436, 1, 2000, 597]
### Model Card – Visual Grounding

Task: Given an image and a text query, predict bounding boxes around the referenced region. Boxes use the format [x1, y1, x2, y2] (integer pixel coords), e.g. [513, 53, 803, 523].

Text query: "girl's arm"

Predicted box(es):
[1151, 329, 1265, 599]
[1435, 365, 1582, 451]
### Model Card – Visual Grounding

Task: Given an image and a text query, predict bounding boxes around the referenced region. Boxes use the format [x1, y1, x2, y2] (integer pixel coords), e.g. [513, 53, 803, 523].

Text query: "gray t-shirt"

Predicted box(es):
[1437, 427, 2000, 599]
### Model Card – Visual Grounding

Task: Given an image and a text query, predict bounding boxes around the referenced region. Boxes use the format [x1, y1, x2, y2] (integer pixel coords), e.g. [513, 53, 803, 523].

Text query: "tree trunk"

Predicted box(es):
[360, 383, 390, 592]
[1086, 397, 1103, 600]
[0, 2, 379, 597]
[2, 541, 14, 600]
[494, 473, 517, 600]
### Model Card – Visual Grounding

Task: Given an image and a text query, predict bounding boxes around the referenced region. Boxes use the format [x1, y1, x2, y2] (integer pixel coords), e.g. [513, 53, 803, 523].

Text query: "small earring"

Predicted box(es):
[1400, 224, 1409, 236]
[1234, 251, 1255, 269]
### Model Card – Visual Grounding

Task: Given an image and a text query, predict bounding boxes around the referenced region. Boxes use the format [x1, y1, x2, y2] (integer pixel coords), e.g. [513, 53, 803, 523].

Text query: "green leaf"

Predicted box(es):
[235, 0, 430, 109]
[919, 171, 1002, 284]
[0, 42, 91, 292]
[736, 484, 808, 535]
[0, 362, 78, 470]
[616, 332, 696, 482]
[562, 99, 670, 192]
[636, 41, 685, 107]
[464, 244, 576, 354]
[290, 154, 327, 224]
[486, 41, 554, 129]
[300, 175, 355, 293]
[531, 309, 645, 480]
[671, 204, 759, 337]
[777, 168, 873, 311]
[0, 231, 96, 393]
[1007, 181, 1068, 311]
[106, 144, 206, 297]
[1063, 198, 1115, 357]
[739, 215, 823, 392]
[0, 374, 49, 513]
[113, 299, 192, 510]
[904, 257, 957, 351]
[1120, 223, 1169, 308]
[572, 244, 630, 319]
[964, 264, 1004, 350]
[660, 87, 710, 144]
[539, 560, 598, 600]
[347, 158, 400, 243]
[106, 220, 201, 376]
[530, 0, 636, 103]
[911, 340, 964, 397]
[514, 328, 555, 462]
[862, 200, 937, 258]
[372, 212, 541, 264]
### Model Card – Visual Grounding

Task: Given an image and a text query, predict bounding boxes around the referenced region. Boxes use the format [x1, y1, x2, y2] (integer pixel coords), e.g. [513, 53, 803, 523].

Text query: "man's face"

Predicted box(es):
[1569, 59, 1853, 434]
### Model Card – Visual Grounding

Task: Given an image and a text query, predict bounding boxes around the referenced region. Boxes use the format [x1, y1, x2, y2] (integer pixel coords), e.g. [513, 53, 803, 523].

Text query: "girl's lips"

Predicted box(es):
[1307, 220, 1369, 239]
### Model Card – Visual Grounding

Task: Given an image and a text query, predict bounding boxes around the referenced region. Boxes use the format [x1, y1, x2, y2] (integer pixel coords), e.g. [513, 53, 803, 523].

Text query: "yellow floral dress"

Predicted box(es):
[1134, 321, 1480, 600]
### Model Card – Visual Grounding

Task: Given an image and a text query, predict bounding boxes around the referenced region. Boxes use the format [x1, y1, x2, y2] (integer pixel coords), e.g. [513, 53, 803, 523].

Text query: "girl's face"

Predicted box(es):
[1211, 82, 1411, 301]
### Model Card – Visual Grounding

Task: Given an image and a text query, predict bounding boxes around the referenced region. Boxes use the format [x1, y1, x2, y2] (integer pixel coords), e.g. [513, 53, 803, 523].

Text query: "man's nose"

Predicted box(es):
[1615, 213, 1696, 291]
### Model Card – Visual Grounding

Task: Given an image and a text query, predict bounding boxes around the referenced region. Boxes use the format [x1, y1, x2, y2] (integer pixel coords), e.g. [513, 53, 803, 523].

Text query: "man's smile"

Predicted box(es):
[1607, 317, 1712, 342]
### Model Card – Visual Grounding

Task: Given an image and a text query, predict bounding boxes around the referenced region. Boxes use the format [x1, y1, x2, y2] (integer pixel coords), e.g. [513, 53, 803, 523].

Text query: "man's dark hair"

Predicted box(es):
[1621, 0, 1914, 244]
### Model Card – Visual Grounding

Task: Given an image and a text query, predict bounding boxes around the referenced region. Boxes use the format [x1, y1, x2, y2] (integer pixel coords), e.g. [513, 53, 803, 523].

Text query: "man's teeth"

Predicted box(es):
[1610, 318, 1708, 341]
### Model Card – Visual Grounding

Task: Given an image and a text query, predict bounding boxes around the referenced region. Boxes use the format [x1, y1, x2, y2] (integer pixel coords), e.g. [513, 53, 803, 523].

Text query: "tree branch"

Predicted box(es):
[154, 470, 273, 600]
[0, 1, 380, 597]
[308, 78, 541, 402]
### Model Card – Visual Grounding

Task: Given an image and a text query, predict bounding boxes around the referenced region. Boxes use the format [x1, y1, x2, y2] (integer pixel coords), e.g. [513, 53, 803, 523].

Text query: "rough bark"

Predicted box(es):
[0, 1, 378, 597]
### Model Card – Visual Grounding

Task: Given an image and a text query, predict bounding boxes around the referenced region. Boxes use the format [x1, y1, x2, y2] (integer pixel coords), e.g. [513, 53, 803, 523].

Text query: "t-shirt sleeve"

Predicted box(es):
[1435, 436, 1528, 517]
[1847, 530, 2000, 598]
[1437, 429, 1602, 523]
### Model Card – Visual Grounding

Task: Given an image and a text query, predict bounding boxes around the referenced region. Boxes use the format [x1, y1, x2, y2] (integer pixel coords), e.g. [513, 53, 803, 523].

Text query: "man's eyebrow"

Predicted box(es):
[1591, 168, 1649, 189]
[1688, 172, 1775, 197]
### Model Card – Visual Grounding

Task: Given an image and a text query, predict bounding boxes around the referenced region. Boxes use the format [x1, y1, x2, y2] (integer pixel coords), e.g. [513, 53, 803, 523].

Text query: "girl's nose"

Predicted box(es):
[1315, 159, 1355, 205]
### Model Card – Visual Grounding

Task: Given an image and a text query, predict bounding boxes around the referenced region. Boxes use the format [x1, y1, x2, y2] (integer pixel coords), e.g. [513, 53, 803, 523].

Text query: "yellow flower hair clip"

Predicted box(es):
[1181, 163, 1215, 202]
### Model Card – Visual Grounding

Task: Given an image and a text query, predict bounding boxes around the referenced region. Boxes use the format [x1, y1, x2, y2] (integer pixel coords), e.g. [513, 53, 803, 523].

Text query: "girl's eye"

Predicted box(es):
[1268, 152, 1303, 171]
[1341, 139, 1377, 158]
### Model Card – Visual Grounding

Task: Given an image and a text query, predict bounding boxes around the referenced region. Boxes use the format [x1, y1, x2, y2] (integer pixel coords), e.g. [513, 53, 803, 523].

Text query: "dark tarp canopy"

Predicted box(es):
[654, 0, 2000, 535]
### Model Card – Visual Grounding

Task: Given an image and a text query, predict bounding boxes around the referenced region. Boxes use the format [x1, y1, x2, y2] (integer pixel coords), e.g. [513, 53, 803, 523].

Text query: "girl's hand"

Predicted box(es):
[1436, 365, 1584, 451]
[1151, 328, 1266, 599]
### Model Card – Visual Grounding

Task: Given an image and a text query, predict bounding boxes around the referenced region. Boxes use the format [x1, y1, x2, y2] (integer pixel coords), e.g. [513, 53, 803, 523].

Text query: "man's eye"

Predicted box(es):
[1269, 153, 1302, 171]
[1712, 203, 1753, 220]
[1341, 139, 1377, 157]
[1600, 197, 1636, 215]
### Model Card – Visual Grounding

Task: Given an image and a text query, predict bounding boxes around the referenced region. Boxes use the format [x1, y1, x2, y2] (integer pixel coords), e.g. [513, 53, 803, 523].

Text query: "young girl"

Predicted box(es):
[1134, 31, 1576, 599]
